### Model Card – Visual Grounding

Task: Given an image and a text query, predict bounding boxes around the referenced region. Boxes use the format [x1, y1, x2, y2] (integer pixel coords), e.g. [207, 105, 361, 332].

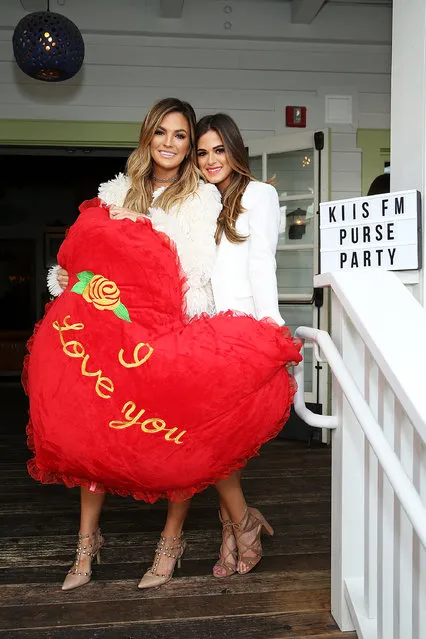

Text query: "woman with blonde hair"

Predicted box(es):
[30, 97, 222, 590]
[31, 100, 300, 592]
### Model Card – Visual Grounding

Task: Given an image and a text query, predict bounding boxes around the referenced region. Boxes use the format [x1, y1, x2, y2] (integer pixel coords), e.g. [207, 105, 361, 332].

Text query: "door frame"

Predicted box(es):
[247, 130, 330, 427]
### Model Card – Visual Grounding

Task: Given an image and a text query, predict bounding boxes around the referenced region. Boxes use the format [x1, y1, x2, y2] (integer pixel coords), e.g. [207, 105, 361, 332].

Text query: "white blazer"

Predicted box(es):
[211, 181, 284, 326]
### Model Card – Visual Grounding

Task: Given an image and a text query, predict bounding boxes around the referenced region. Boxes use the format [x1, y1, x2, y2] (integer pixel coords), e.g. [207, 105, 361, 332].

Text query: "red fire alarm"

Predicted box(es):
[286, 106, 306, 128]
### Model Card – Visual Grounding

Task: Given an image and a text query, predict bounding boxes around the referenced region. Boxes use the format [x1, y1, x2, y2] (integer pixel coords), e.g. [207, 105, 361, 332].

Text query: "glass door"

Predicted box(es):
[248, 131, 328, 409]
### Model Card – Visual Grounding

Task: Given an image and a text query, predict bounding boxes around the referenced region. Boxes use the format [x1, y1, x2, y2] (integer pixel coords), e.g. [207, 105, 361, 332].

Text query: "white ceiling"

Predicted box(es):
[19, 0, 393, 24]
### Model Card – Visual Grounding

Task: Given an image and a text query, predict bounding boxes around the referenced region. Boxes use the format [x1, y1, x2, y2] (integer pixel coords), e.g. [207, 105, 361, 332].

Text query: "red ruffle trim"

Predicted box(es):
[23, 321, 300, 503]
[22, 299, 56, 456]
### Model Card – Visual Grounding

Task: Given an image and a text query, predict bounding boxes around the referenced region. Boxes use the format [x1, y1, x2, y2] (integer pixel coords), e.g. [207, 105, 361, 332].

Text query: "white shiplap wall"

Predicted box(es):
[0, 0, 392, 367]
[0, 0, 391, 202]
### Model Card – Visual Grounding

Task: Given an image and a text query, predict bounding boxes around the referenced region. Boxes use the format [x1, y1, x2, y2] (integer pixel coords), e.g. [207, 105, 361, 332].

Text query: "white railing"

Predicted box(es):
[293, 269, 426, 639]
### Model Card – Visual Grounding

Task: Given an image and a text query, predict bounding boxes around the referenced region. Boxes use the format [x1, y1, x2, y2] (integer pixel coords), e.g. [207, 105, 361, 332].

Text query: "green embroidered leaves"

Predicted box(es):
[71, 271, 131, 322]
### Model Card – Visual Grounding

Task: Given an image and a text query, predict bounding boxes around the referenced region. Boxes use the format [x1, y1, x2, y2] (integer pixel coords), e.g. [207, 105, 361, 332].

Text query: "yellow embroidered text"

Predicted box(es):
[109, 401, 186, 445]
[53, 316, 115, 399]
[53, 316, 185, 445]
[118, 343, 154, 368]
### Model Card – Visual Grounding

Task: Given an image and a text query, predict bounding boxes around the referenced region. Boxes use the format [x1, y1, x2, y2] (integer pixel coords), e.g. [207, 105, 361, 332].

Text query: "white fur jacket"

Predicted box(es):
[48, 173, 222, 318]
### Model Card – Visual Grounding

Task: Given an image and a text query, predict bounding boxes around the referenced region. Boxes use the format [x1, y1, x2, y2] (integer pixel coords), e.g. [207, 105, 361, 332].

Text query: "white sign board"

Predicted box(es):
[319, 190, 421, 273]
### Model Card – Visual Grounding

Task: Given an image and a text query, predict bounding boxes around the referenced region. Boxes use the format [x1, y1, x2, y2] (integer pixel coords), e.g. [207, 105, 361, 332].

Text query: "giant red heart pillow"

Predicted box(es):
[24, 200, 301, 502]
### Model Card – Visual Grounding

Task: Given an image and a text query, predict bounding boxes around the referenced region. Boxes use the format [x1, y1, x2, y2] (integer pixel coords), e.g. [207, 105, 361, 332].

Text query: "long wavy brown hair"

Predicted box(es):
[195, 113, 256, 244]
[124, 98, 199, 214]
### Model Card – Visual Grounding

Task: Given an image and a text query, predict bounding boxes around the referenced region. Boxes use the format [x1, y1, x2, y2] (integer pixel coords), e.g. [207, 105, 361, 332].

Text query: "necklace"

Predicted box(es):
[152, 174, 179, 183]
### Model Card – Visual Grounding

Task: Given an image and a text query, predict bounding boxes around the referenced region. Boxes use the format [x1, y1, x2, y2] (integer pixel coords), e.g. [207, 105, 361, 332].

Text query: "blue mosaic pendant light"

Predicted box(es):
[12, 1, 85, 82]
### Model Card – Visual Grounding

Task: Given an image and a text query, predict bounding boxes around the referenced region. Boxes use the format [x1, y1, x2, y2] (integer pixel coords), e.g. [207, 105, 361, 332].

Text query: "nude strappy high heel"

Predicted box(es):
[138, 532, 186, 589]
[62, 528, 104, 591]
[213, 510, 238, 578]
[233, 507, 274, 574]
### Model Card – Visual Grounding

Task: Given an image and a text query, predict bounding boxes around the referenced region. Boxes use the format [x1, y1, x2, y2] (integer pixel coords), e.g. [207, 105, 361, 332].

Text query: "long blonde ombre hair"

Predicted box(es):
[195, 114, 256, 244]
[123, 98, 199, 214]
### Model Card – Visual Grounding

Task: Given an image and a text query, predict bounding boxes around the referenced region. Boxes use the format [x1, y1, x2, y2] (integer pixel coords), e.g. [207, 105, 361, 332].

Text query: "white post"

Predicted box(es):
[390, 6, 426, 635]
[330, 295, 364, 631]
[390, 0, 426, 304]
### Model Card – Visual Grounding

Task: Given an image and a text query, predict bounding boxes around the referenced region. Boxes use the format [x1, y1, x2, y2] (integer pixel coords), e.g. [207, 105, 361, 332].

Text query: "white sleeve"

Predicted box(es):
[47, 264, 64, 297]
[247, 183, 285, 326]
[98, 173, 130, 207]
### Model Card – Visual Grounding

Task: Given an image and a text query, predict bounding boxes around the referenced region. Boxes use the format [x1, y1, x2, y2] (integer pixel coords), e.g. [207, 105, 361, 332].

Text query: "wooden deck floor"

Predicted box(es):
[0, 385, 356, 639]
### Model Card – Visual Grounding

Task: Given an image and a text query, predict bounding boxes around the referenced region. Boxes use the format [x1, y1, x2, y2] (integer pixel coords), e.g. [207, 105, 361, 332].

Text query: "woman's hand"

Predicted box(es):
[109, 206, 140, 222]
[57, 267, 69, 291]
[285, 361, 299, 370]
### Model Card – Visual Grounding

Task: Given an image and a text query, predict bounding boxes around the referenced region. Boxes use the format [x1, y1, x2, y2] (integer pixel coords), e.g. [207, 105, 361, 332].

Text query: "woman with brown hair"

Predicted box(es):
[196, 113, 289, 580]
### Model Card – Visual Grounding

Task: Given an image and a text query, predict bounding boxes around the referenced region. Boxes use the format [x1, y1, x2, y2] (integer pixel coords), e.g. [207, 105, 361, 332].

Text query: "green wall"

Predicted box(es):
[0, 120, 140, 147]
[357, 128, 391, 196]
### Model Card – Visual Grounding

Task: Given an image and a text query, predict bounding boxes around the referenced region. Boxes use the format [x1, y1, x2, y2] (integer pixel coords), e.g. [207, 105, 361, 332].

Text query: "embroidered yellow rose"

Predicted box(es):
[71, 271, 131, 322]
[82, 275, 121, 311]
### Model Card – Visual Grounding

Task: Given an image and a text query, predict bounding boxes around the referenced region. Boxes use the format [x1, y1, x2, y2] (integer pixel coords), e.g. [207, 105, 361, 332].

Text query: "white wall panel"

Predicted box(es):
[358, 112, 391, 129]
[332, 170, 362, 192]
[332, 152, 361, 173]
[331, 191, 362, 200]
[0, 0, 392, 200]
[331, 133, 360, 152]
[359, 93, 391, 114]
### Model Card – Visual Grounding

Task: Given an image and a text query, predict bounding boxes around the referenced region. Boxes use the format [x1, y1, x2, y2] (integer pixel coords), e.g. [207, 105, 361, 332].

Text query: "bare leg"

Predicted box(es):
[216, 470, 246, 522]
[80, 488, 106, 533]
[75, 488, 106, 574]
[163, 499, 190, 537]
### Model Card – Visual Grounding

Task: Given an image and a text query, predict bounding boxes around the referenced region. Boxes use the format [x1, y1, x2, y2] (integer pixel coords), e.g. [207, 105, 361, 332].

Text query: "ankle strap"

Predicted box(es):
[159, 532, 184, 542]
[152, 534, 185, 564]
[78, 528, 101, 541]
[218, 510, 233, 527]
[230, 508, 250, 531]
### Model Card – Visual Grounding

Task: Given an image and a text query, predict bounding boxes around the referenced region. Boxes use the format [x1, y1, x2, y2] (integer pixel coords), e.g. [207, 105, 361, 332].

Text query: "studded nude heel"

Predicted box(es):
[213, 510, 238, 578]
[138, 533, 186, 590]
[62, 528, 104, 591]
